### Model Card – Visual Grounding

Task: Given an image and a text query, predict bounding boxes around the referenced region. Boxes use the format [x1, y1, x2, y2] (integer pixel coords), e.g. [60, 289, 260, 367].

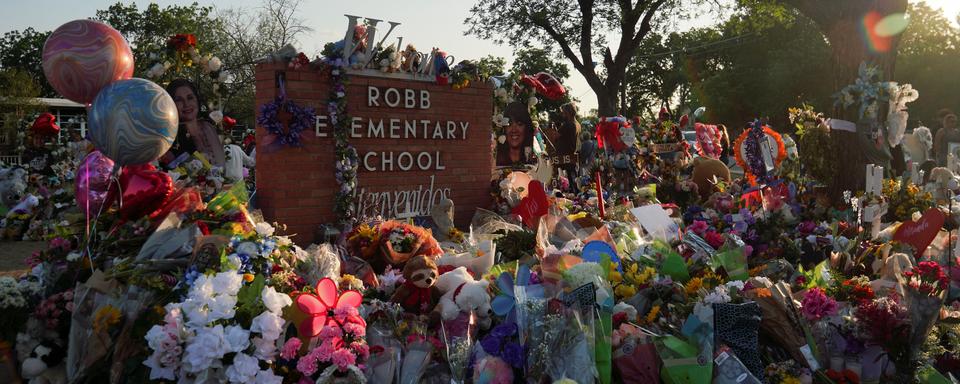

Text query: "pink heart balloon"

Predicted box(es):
[75, 150, 116, 219]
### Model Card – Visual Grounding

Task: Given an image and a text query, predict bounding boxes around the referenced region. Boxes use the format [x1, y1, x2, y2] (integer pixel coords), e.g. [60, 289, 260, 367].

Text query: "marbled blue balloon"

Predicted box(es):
[88, 78, 178, 166]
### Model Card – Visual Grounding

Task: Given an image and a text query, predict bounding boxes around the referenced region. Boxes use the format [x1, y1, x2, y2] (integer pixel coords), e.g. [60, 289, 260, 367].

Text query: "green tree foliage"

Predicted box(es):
[895, 2, 960, 126]
[0, 68, 45, 139]
[465, 0, 680, 116]
[510, 48, 570, 81]
[0, 28, 53, 97]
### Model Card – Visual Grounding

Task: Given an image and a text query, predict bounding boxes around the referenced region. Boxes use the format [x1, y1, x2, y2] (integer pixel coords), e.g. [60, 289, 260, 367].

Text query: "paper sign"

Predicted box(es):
[865, 164, 883, 196]
[631, 204, 680, 242]
[827, 118, 856, 133]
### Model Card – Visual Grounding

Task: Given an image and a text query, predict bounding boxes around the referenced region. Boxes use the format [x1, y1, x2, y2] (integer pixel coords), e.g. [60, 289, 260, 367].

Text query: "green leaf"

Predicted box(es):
[237, 274, 265, 316]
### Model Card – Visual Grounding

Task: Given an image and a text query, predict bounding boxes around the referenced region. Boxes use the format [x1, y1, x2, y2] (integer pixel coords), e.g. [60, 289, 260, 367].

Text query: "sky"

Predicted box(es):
[1, 0, 958, 113]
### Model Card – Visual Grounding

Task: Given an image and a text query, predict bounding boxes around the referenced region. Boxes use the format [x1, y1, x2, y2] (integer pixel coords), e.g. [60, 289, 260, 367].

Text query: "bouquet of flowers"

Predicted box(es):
[903, 261, 948, 356]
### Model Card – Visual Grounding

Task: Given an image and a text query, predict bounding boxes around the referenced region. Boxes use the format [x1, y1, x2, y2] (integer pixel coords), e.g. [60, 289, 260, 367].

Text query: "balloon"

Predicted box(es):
[88, 78, 178, 166]
[31, 113, 60, 137]
[75, 151, 116, 218]
[116, 164, 173, 221]
[149, 187, 203, 222]
[42, 19, 134, 104]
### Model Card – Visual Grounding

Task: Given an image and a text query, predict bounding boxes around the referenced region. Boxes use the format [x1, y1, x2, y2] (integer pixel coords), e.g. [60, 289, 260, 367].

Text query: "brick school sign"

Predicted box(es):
[255, 62, 493, 242]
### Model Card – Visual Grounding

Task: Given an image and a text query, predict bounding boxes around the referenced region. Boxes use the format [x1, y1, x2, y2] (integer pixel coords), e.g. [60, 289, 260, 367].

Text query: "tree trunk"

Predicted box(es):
[784, 0, 908, 198]
[596, 84, 620, 117]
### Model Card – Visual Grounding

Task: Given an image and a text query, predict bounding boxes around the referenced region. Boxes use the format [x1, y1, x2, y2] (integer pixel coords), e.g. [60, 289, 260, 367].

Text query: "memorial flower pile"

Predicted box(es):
[11, 27, 960, 384]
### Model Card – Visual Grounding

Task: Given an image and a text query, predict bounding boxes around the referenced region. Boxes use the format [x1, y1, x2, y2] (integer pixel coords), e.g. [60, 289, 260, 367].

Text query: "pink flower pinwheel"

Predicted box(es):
[295, 278, 364, 337]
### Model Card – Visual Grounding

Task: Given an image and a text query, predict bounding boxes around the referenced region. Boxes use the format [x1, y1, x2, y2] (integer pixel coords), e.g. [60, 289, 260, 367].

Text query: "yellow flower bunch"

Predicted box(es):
[447, 228, 466, 243]
[349, 223, 379, 243]
[93, 304, 121, 334]
[623, 262, 657, 286]
[340, 274, 364, 291]
[685, 277, 704, 296]
[644, 305, 661, 324]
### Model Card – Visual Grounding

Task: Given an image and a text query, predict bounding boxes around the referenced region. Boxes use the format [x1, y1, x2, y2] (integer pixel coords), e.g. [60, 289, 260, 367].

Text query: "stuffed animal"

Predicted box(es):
[224, 144, 255, 183]
[21, 342, 67, 384]
[435, 266, 492, 329]
[1, 194, 40, 239]
[401, 44, 420, 72]
[376, 44, 401, 73]
[691, 157, 731, 198]
[390, 255, 441, 314]
[925, 167, 959, 201]
[0, 167, 28, 209]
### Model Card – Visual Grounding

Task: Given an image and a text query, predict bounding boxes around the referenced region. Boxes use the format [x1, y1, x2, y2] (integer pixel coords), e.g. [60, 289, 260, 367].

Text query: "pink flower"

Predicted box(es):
[296, 352, 318, 376]
[688, 220, 709, 236]
[801, 288, 838, 322]
[281, 338, 302, 360]
[319, 325, 342, 340]
[350, 342, 369, 361]
[342, 322, 365, 337]
[333, 306, 360, 323]
[331, 348, 356, 370]
[704, 230, 724, 249]
[314, 340, 336, 362]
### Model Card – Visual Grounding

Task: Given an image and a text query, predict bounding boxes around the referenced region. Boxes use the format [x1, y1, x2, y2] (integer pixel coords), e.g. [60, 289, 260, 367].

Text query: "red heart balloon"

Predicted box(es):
[116, 164, 173, 221]
[512, 180, 549, 229]
[32, 112, 60, 137]
[222, 116, 237, 131]
[893, 208, 945, 256]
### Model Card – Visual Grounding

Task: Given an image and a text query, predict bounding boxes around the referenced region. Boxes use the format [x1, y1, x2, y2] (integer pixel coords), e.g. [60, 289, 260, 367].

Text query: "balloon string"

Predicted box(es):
[84, 165, 120, 268]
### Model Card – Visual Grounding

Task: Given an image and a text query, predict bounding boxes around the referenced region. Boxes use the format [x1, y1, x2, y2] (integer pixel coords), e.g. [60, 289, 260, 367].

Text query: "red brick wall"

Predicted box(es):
[255, 62, 493, 244]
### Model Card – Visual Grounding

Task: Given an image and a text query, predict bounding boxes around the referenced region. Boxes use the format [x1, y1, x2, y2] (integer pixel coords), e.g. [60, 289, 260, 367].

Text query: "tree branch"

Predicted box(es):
[530, 15, 604, 90]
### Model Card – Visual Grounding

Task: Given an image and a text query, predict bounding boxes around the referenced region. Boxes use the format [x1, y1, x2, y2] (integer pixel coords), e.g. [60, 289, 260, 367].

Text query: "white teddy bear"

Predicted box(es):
[435, 266, 492, 329]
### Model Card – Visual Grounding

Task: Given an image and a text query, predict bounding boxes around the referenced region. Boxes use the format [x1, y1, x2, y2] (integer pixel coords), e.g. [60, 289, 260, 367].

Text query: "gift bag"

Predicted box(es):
[713, 302, 763, 380]
[712, 248, 748, 281]
[614, 336, 661, 384]
[656, 335, 712, 384]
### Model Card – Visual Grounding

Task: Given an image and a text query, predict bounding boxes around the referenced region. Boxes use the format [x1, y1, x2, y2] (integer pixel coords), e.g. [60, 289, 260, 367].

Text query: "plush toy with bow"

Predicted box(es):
[390, 255, 441, 315]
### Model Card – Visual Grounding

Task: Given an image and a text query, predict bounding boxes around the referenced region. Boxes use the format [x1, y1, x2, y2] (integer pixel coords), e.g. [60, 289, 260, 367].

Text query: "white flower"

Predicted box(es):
[494, 88, 508, 101]
[236, 242, 260, 257]
[752, 276, 773, 288]
[223, 325, 250, 353]
[182, 325, 227, 374]
[497, 135, 507, 144]
[703, 286, 731, 305]
[250, 311, 284, 341]
[209, 110, 224, 124]
[207, 294, 239, 322]
[207, 57, 223, 72]
[144, 350, 178, 380]
[225, 352, 259, 383]
[147, 62, 166, 78]
[212, 271, 244, 296]
[613, 302, 637, 320]
[527, 96, 538, 108]
[225, 254, 244, 271]
[260, 286, 291, 314]
[254, 369, 283, 384]
[725, 280, 745, 292]
[251, 337, 277, 361]
[255, 222, 275, 237]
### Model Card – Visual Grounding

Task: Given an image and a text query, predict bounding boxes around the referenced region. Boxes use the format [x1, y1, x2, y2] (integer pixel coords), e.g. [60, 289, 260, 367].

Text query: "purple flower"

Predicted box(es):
[480, 335, 502, 355]
[502, 342, 524, 369]
[491, 323, 517, 338]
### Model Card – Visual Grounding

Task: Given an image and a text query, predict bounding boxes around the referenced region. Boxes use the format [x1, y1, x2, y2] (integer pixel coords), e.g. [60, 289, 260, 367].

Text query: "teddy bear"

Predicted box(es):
[691, 157, 731, 199]
[0, 166, 28, 210]
[435, 266, 492, 329]
[390, 255, 441, 315]
[401, 44, 421, 72]
[376, 44, 402, 73]
[223, 144, 255, 184]
[925, 167, 959, 201]
[21, 342, 67, 384]
[1, 194, 40, 240]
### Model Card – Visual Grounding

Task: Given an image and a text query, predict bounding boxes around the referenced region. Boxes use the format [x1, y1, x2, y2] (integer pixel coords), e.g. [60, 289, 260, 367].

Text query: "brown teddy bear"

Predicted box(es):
[691, 157, 731, 198]
[390, 255, 441, 315]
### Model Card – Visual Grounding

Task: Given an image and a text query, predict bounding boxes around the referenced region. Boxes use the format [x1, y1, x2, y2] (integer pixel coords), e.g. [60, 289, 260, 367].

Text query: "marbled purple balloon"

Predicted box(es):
[43, 19, 134, 104]
[75, 150, 115, 218]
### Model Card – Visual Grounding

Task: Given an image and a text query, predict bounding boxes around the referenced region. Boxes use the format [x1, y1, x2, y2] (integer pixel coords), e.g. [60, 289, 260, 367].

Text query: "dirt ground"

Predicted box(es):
[0, 241, 44, 277]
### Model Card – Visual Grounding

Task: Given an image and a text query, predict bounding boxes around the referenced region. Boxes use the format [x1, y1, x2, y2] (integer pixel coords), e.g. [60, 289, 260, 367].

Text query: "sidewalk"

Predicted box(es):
[0, 241, 44, 277]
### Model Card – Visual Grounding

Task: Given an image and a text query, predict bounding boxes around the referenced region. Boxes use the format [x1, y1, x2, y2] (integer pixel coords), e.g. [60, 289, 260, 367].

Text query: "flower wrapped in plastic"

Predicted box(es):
[440, 311, 477, 384]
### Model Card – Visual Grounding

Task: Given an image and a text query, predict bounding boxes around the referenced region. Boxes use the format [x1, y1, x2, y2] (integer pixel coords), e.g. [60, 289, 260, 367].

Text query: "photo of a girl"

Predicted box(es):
[496, 101, 535, 167]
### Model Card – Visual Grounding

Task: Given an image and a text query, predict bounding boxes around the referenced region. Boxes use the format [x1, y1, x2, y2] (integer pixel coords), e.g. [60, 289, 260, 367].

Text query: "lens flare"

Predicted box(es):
[862, 11, 909, 53]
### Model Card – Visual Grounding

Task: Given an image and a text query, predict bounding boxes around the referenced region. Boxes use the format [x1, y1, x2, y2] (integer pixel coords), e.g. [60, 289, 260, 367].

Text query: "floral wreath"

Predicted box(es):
[257, 83, 315, 148]
[734, 121, 786, 186]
